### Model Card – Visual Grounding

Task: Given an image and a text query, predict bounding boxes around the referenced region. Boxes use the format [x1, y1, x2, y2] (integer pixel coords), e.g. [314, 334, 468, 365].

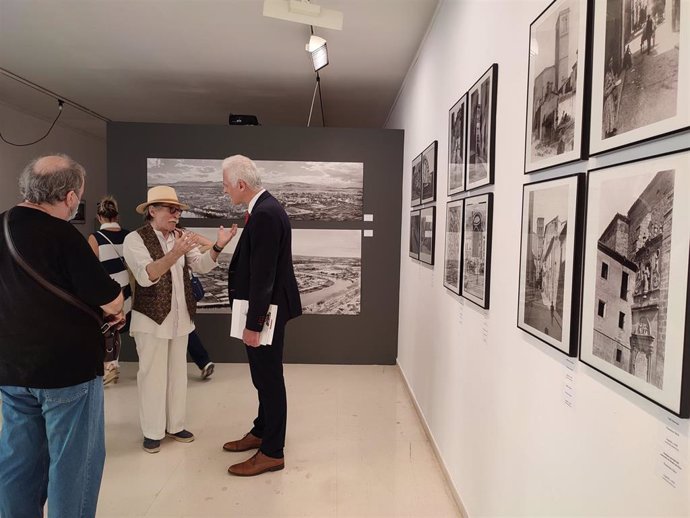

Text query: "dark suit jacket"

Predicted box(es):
[228, 191, 302, 332]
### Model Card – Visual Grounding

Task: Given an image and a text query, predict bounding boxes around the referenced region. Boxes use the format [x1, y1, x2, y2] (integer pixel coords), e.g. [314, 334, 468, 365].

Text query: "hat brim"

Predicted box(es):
[136, 199, 190, 215]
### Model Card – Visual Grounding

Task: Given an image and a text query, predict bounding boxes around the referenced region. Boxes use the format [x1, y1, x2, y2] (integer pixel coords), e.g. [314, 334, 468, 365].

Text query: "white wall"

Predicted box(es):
[0, 102, 106, 237]
[388, 0, 690, 516]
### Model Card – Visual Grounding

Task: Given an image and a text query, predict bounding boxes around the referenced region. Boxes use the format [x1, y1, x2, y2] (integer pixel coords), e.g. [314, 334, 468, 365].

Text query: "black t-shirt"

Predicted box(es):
[0, 207, 121, 388]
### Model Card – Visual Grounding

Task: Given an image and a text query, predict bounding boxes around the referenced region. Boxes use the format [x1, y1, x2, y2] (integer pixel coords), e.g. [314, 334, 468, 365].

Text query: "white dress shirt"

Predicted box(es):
[247, 188, 266, 215]
[123, 228, 218, 339]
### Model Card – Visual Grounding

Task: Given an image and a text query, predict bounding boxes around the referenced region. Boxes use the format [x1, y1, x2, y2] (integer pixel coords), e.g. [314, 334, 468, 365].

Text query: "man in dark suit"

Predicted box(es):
[221, 155, 302, 476]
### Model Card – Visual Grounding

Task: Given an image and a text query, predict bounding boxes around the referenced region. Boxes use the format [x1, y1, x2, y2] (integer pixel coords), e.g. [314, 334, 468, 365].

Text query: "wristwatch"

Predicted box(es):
[212, 243, 224, 253]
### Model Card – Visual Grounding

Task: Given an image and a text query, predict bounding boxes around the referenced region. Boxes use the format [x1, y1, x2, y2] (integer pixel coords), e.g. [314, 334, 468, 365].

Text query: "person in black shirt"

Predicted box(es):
[0, 155, 124, 518]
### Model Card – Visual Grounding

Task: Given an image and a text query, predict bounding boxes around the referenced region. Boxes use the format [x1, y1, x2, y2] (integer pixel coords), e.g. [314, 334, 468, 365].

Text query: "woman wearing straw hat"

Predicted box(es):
[123, 186, 237, 453]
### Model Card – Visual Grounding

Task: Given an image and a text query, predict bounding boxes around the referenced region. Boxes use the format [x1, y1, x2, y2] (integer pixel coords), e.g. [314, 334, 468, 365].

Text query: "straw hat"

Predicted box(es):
[136, 185, 190, 214]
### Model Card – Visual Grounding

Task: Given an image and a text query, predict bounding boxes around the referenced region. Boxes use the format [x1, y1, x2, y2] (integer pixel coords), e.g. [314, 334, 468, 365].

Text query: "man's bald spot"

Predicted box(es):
[33, 155, 71, 175]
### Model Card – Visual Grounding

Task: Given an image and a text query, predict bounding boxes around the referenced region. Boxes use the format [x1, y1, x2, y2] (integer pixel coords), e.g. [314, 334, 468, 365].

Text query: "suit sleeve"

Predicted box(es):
[246, 210, 281, 331]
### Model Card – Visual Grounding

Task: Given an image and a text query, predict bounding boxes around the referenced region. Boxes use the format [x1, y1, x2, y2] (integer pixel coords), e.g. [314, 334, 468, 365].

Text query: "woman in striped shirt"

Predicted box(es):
[88, 196, 132, 385]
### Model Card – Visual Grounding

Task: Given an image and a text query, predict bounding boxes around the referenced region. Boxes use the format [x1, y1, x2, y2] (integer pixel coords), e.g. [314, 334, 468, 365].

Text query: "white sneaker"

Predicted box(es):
[201, 362, 215, 380]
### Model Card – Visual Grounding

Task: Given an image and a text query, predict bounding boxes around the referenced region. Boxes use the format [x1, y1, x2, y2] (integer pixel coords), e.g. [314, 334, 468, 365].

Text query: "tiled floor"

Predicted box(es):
[2, 363, 461, 517]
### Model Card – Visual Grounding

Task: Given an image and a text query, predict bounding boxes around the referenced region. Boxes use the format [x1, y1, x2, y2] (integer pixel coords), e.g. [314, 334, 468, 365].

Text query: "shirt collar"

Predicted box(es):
[247, 189, 266, 214]
[99, 222, 120, 230]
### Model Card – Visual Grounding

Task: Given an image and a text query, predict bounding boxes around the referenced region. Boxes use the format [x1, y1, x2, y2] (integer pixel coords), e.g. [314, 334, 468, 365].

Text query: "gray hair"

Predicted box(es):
[18, 154, 86, 204]
[222, 155, 263, 189]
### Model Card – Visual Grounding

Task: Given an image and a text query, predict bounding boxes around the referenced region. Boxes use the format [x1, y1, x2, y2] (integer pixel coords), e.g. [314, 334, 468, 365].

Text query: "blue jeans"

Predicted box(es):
[0, 378, 105, 518]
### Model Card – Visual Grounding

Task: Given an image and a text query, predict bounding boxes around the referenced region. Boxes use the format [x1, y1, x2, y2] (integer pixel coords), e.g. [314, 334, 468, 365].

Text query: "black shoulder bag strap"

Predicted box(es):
[3, 208, 110, 334]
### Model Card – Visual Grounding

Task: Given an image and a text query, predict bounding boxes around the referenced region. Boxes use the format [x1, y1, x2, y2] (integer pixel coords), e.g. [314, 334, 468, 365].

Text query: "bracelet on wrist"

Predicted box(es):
[212, 243, 224, 253]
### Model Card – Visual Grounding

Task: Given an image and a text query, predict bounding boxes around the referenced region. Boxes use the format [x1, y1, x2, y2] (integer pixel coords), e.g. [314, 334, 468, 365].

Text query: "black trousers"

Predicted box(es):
[246, 312, 289, 458]
[187, 330, 211, 370]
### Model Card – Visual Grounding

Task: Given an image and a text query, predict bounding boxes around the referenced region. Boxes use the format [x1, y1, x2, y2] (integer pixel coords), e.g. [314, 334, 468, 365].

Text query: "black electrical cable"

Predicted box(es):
[316, 72, 325, 127]
[0, 99, 64, 147]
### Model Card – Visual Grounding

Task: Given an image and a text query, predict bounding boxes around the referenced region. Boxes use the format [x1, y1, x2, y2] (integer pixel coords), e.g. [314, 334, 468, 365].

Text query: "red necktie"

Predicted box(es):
[244, 211, 250, 224]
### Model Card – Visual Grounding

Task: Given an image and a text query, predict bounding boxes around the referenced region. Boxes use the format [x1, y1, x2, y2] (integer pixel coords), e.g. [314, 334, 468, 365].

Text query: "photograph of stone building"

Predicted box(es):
[410, 210, 421, 259]
[448, 96, 466, 194]
[419, 206, 435, 265]
[591, 169, 675, 388]
[466, 65, 497, 190]
[461, 194, 492, 308]
[421, 141, 437, 204]
[444, 200, 463, 293]
[411, 154, 422, 206]
[522, 184, 569, 342]
[526, 0, 586, 171]
[148, 158, 363, 221]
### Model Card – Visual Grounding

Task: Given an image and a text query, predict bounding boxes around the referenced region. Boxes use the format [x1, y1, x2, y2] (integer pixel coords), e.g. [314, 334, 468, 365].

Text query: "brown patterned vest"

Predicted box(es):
[131, 224, 196, 325]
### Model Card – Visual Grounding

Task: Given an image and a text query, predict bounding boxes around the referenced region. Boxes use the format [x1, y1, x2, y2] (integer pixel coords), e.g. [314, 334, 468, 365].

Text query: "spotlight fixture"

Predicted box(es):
[306, 35, 328, 71]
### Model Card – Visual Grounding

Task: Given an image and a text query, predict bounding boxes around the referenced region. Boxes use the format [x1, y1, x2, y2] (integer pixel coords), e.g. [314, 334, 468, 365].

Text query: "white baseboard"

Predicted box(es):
[396, 361, 469, 518]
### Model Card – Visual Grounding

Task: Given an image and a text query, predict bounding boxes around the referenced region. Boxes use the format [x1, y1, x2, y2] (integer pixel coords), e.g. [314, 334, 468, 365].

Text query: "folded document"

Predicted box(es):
[230, 299, 277, 346]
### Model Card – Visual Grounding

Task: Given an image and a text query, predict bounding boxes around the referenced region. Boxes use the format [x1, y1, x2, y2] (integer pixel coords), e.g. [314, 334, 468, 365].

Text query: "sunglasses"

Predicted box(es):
[156, 204, 183, 215]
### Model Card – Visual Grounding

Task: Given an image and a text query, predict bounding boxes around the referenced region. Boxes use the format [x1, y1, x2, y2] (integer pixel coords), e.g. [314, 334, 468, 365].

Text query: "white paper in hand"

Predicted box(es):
[230, 299, 277, 346]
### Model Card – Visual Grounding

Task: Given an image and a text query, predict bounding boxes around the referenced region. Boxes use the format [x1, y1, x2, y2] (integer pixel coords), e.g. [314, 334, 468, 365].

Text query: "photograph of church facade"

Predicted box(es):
[592, 169, 674, 389]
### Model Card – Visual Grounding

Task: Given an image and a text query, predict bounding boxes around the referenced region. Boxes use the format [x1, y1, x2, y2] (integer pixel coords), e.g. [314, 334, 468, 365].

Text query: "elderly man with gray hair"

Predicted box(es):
[0, 154, 125, 517]
[221, 155, 302, 477]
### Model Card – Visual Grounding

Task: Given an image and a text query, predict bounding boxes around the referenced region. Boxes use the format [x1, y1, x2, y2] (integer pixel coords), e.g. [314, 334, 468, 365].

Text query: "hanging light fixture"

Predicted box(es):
[306, 34, 328, 71]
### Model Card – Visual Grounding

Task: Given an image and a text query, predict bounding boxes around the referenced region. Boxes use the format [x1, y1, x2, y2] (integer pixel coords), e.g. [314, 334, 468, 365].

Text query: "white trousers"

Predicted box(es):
[133, 333, 188, 440]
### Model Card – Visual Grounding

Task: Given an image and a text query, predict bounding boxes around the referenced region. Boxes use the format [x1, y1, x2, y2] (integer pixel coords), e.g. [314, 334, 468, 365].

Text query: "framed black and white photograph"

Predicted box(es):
[147, 158, 364, 221]
[292, 229, 362, 315]
[589, 0, 689, 155]
[517, 174, 585, 356]
[461, 193, 493, 308]
[421, 141, 438, 204]
[448, 95, 467, 195]
[409, 210, 421, 260]
[419, 206, 436, 265]
[580, 149, 690, 417]
[191, 227, 362, 316]
[444, 199, 464, 294]
[411, 154, 422, 207]
[525, 0, 591, 173]
[466, 64, 498, 191]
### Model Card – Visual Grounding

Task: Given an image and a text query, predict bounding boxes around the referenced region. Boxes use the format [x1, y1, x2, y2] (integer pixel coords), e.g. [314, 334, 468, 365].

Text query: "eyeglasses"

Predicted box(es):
[156, 204, 183, 215]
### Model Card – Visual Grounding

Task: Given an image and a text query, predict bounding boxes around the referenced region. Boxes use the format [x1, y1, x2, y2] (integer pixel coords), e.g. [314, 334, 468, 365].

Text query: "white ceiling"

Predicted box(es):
[0, 0, 438, 138]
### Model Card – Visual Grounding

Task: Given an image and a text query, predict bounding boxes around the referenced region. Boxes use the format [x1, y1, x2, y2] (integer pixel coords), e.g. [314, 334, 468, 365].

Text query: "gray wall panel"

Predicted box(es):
[107, 123, 403, 364]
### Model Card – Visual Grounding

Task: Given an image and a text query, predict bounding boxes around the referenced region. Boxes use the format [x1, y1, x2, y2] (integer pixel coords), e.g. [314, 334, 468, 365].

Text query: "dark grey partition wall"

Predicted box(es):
[107, 122, 403, 364]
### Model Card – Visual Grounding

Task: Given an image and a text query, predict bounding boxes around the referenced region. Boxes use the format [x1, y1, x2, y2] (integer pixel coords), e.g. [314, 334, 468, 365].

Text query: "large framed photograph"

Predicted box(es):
[517, 174, 585, 356]
[448, 95, 467, 195]
[461, 193, 493, 308]
[419, 206, 436, 265]
[411, 154, 422, 207]
[525, 0, 591, 173]
[421, 141, 438, 204]
[589, 0, 689, 155]
[444, 200, 464, 294]
[409, 210, 421, 260]
[466, 64, 498, 191]
[580, 149, 690, 417]
[147, 158, 363, 221]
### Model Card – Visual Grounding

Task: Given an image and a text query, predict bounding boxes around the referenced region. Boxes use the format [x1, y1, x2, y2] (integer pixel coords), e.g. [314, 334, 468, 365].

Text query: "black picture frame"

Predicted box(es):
[524, 0, 593, 173]
[466, 64, 498, 191]
[517, 173, 586, 357]
[448, 94, 467, 195]
[579, 148, 690, 418]
[411, 153, 422, 207]
[460, 193, 493, 308]
[588, 0, 690, 156]
[419, 206, 436, 265]
[421, 141, 438, 204]
[409, 210, 421, 260]
[443, 199, 464, 294]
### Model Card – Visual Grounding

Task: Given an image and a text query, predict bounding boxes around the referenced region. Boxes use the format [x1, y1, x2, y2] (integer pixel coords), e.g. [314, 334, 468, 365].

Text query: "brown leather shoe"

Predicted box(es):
[227, 451, 284, 476]
[222, 432, 262, 452]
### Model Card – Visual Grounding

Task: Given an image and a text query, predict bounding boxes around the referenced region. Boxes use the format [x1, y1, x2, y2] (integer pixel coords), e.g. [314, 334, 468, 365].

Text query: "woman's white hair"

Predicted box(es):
[222, 155, 262, 189]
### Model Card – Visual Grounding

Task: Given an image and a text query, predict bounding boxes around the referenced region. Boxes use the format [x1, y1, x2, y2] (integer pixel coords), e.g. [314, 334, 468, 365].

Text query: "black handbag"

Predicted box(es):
[3, 208, 121, 363]
[191, 273, 205, 302]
